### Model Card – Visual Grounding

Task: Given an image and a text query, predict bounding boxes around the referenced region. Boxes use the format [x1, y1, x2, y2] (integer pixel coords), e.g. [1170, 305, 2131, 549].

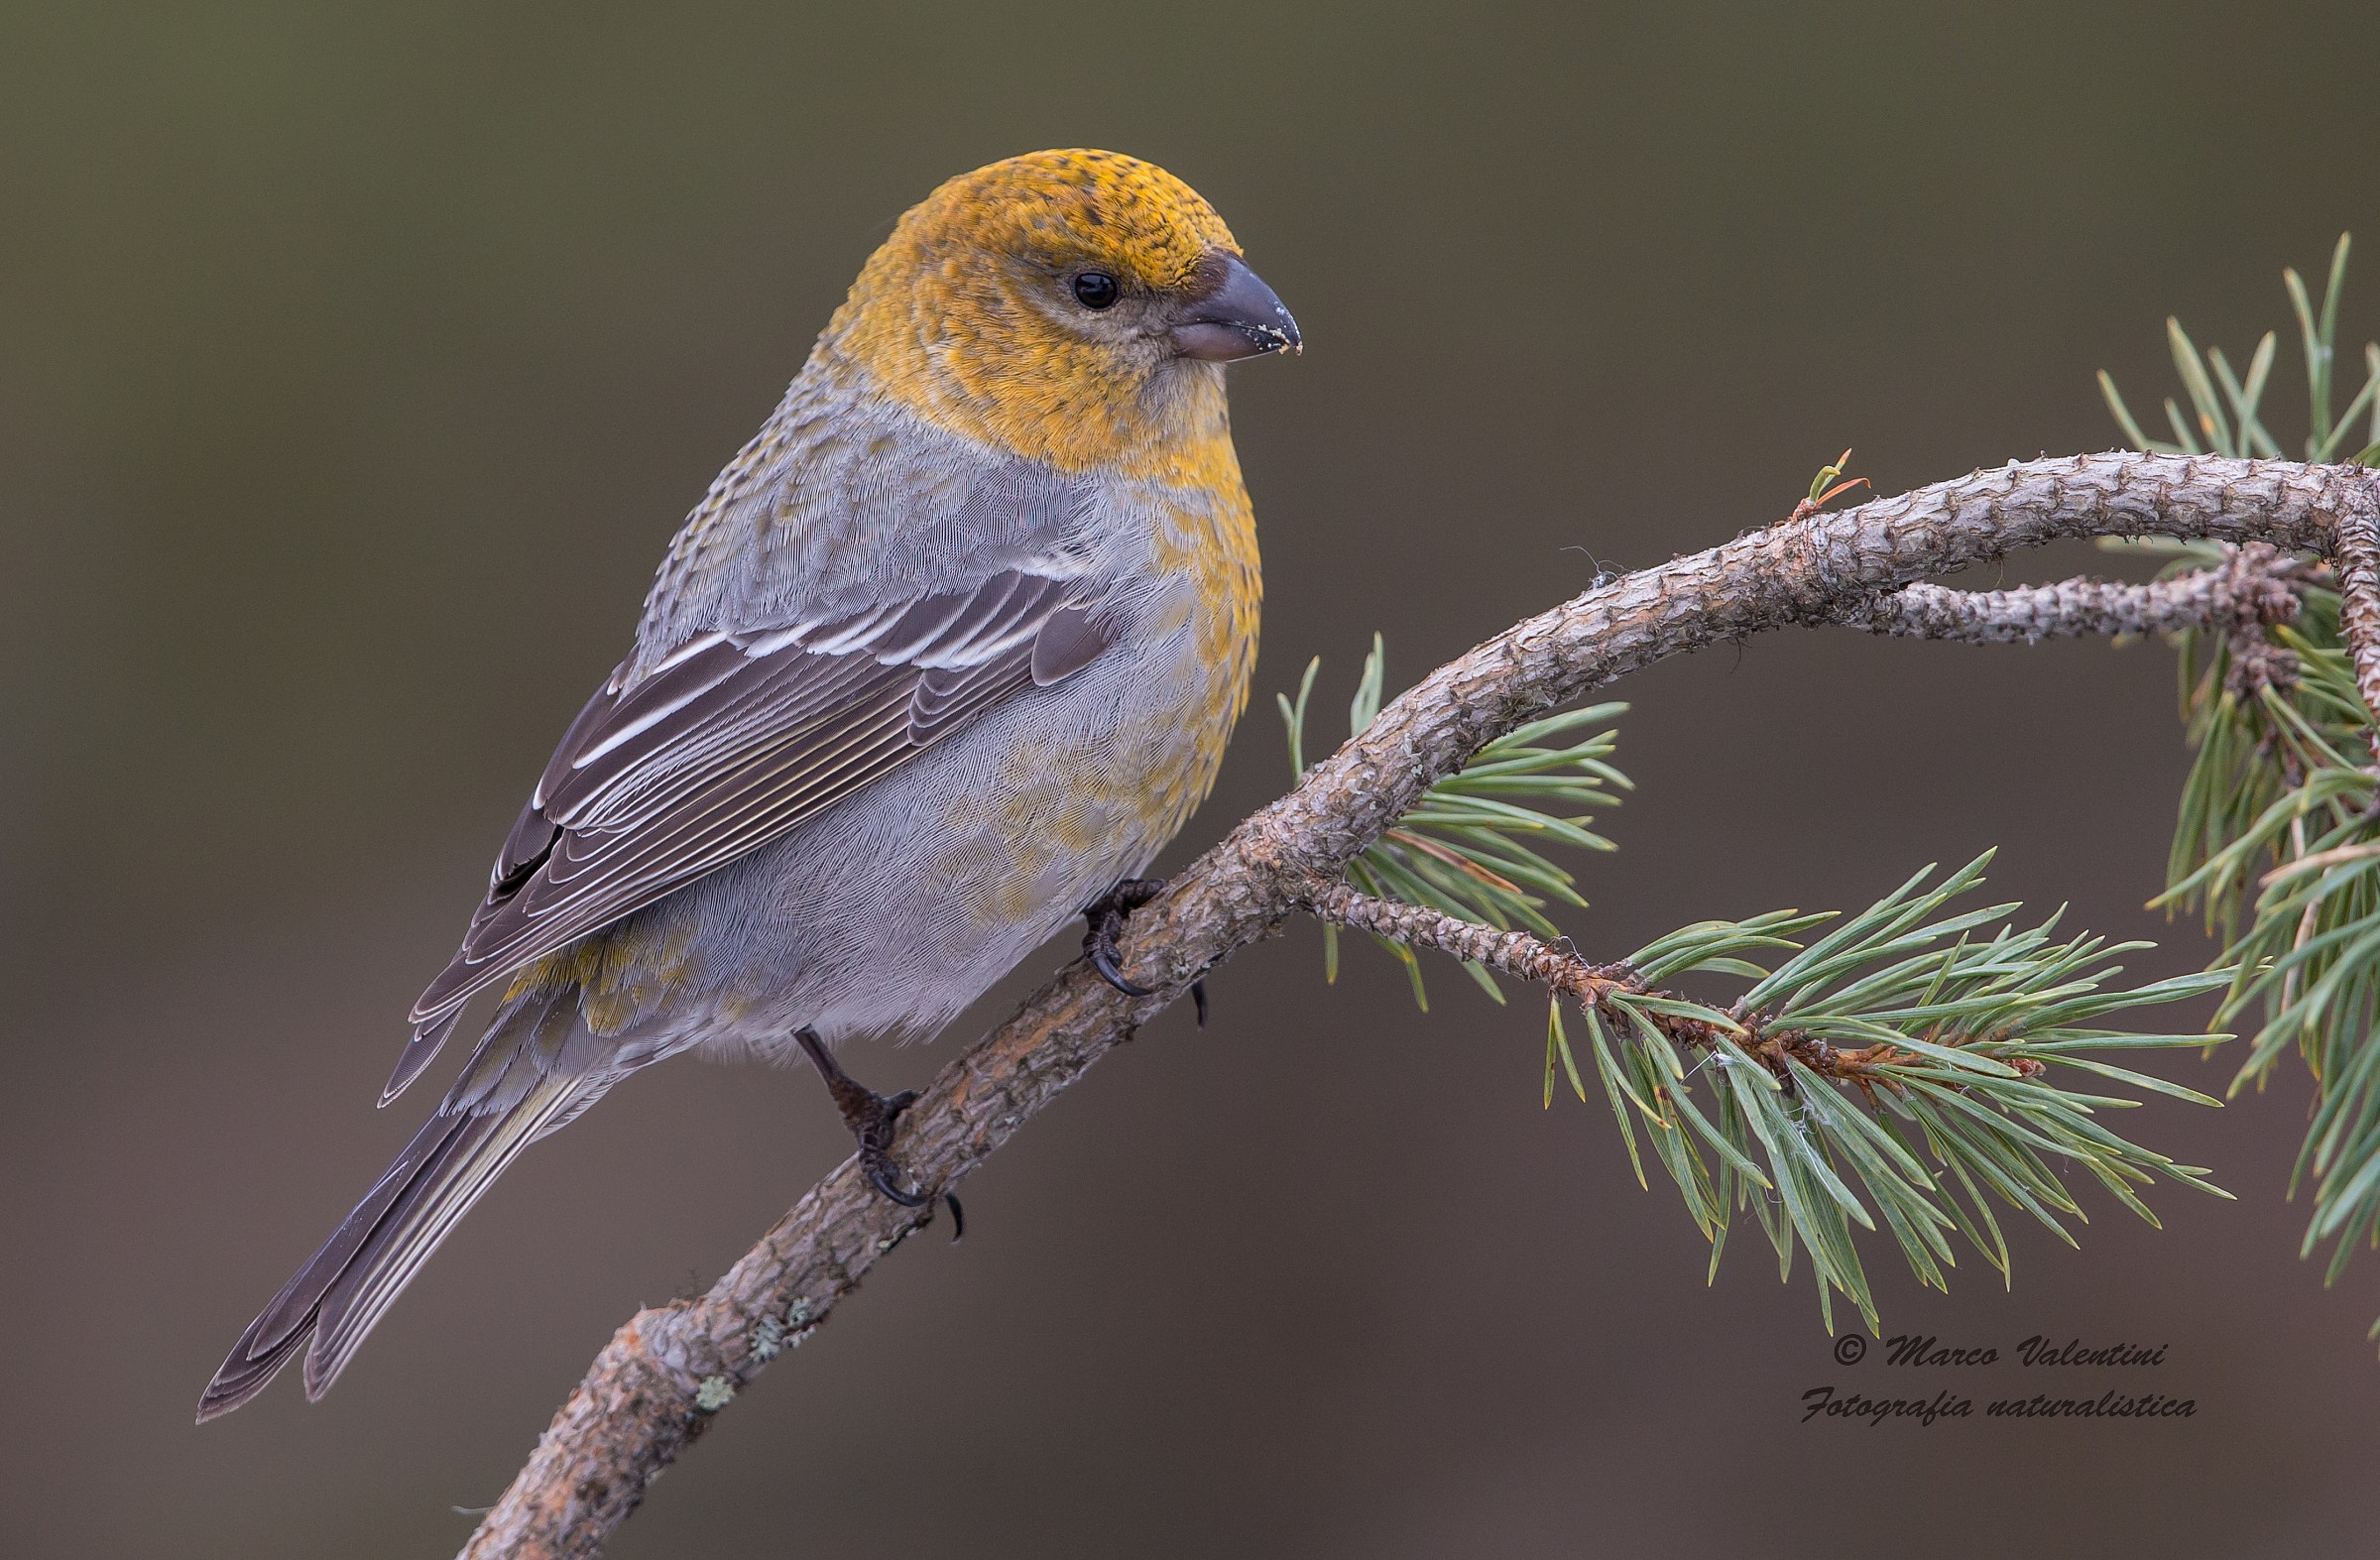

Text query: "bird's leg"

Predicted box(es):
[792, 1026, 929, 1209]
[1081, 877, 1209, 1024]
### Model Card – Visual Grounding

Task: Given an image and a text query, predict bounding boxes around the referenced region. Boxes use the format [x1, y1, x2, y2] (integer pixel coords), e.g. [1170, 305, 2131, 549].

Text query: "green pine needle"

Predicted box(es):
[2102, 233, 2377, 467]
[1577, 858, 2229, 1335]
[1281, 636, 1630, 1008]
[2105, 233, 2380, 1340]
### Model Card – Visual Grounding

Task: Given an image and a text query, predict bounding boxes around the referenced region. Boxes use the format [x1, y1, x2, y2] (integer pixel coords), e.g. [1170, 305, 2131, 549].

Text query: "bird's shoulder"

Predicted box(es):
[626, 365, 1157, 674]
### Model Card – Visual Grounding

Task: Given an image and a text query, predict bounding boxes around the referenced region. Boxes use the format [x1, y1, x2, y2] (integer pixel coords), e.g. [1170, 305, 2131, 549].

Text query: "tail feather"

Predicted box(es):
[194, 1293, 315, 1422]
[305, 1079, 583, 1395]
[196, 1073, 594, 1422]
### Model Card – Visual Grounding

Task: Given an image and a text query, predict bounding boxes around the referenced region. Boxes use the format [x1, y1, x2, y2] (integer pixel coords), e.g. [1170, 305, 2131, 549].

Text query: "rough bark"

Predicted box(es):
[1303, 883, 1956, 1087]
[2328, 484, 2380, 765]
[1849, 542, 2306, 644]
[1305, 881, 1644, 1004]
[461, 452, 2371, 1560]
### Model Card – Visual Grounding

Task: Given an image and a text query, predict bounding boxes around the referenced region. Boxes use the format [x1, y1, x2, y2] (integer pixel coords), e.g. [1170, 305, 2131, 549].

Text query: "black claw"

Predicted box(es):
[1083, 877, 1165, 997]
[794, 1026, 933, 1208]
[1191, 979, 1209, 1027]
[1088, 933, 1155, 997]
[944, 1192, 965, 1243]
[868, 1162, 931, 1207]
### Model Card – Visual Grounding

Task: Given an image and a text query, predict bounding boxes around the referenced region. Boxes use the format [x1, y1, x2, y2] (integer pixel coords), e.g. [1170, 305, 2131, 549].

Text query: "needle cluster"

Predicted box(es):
[2102, 237, 2380, 1330]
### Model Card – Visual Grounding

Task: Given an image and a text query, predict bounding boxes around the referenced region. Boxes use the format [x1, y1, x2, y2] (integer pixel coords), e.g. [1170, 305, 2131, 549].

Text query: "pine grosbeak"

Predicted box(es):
[200, 149, 1297, 1418]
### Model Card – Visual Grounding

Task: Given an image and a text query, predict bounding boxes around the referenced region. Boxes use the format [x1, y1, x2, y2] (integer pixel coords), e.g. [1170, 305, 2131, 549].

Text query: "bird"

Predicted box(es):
[198, 149, 1299, 1420]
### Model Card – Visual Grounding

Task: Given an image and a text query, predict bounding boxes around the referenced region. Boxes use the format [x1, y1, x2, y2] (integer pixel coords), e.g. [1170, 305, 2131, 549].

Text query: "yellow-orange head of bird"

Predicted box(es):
[825, 149, 1299, 473]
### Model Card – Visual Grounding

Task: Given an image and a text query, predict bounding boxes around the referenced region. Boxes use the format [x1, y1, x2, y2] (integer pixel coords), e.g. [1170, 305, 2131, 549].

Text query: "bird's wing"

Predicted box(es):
[381, 566, 1113, 1102]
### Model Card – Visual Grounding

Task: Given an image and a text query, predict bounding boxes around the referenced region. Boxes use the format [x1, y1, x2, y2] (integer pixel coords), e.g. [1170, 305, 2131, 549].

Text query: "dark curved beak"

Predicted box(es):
[1171, 253, 1301, 361]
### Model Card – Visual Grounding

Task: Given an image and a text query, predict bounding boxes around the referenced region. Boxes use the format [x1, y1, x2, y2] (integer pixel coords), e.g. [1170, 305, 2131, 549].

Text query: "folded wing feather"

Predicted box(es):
[379, 567, 1109, 1104]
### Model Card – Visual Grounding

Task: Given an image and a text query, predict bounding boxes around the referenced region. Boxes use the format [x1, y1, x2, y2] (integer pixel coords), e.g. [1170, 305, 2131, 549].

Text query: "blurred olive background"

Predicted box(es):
[8, 2, 2380, 1555]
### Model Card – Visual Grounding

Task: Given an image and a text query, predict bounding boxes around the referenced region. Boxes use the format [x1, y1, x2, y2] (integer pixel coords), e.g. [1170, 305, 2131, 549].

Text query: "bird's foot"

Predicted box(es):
[1082, 877, 1163, 997]
[792, 1026, 929, 1209]
[1081, 877, 1208, 1024]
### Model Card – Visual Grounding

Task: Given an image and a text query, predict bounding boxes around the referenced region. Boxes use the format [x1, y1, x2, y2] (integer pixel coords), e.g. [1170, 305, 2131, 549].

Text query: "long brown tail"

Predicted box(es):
[197, 1073, 589, 1421]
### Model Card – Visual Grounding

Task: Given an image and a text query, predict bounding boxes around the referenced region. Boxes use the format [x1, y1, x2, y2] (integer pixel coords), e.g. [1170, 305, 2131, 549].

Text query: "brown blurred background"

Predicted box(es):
[8, 2, 2380, 1555]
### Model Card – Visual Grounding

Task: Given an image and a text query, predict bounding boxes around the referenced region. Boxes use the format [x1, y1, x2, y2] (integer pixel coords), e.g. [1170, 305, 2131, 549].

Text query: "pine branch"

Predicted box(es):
[461, 452, 2368, 1560]
[1308, 872, 2229, 1330]
[1852, 545, 2307, 646]
[2328, 484, 2380, 768]
[1306, 881, 1648, 1006]
[2098, 244, 2380, 1323]
[1279, 641, 1630, 1007]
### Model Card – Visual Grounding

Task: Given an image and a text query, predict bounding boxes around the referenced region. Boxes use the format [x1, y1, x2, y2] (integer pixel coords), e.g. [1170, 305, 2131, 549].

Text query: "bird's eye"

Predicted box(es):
[1071, 271, 1121, 310]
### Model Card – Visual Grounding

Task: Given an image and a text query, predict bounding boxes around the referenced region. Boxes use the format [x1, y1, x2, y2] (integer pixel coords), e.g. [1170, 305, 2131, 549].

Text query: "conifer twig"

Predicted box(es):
[1304, 883, 1891, 1087]
[1305, 872, 2230, 1328]
[1306, 880, 1644, 999]
[2327, 484, 2380, 765]
[461, 452, 2371, 1560]
[1854, 544, 2306, 646]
